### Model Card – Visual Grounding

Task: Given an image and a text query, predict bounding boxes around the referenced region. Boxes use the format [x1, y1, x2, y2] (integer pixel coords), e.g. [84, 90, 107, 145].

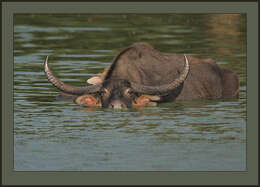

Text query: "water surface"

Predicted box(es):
[14, 14, 246, 171]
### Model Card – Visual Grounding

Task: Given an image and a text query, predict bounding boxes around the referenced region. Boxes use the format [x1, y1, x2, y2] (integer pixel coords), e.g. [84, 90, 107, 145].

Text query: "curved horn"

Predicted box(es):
[44, 56, 101, 95]
[131, 55, 190, 95]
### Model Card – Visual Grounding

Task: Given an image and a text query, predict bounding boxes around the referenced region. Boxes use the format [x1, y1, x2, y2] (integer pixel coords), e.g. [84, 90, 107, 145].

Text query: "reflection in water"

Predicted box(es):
[14, 14, 246, 171]
[207, 14, 244, 38]
[205, 14, 247, 87]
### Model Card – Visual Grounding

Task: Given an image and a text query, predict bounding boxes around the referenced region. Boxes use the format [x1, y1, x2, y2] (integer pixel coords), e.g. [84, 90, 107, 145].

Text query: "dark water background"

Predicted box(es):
[14, 14, 246, 171]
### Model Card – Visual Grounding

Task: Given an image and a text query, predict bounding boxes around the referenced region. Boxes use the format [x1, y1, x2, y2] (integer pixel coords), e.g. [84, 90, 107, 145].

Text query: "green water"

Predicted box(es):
[14, 14, 246, 171]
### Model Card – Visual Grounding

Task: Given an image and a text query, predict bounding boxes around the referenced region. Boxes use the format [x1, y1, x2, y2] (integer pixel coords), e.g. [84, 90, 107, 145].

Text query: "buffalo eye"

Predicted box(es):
[124, 88, 134, 97]
[100, 88, 111, 98]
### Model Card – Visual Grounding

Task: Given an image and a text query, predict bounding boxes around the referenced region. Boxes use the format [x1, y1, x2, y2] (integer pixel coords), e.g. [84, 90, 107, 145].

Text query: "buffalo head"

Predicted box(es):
[44, 52, 189, 109]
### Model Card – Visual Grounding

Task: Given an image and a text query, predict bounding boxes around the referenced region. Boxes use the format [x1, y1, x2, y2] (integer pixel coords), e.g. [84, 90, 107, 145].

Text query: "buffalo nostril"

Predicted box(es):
[109, 101, 125, 109]
[108, 104, 114, 108]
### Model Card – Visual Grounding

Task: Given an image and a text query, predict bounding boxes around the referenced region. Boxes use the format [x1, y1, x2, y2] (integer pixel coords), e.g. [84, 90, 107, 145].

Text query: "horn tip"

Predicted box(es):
[44, 56, 49, 63]
[184, 54, 189, 63]
[44, 56, 49, 72]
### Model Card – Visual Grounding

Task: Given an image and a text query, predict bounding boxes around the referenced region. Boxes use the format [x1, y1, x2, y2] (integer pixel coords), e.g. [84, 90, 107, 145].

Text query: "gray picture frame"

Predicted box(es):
[2, 1, 258, 185]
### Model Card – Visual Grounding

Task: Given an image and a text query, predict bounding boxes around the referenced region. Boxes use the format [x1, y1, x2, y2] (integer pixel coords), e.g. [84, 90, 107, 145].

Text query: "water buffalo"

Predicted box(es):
[44, 43, 239, 109]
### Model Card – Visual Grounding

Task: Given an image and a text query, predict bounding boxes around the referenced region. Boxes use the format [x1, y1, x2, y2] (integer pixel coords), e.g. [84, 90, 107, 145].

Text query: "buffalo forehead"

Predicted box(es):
[103, 79, 130, 90]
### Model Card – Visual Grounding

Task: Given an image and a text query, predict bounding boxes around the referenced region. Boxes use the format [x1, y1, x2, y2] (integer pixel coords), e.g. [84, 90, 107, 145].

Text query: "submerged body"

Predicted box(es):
[45, 43, 239, 109]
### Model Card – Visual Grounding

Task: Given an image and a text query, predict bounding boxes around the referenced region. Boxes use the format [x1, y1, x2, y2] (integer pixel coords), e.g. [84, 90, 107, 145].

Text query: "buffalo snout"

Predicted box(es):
[108, 100, 127, 109]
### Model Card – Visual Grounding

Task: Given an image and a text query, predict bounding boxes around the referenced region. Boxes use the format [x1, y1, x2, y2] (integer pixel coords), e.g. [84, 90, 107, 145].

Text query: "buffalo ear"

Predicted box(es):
[141, 95, 161, 101]
[87, 76, 103, 85]
[74, 94, 101, 107]
[133, 95, 160, 107]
